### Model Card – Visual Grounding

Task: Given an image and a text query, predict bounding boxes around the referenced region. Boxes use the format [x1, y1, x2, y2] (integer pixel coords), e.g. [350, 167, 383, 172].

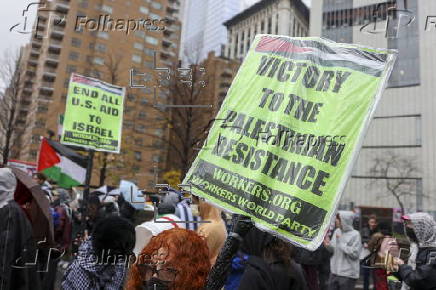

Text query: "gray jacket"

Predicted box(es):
[327, 211, 362, 279]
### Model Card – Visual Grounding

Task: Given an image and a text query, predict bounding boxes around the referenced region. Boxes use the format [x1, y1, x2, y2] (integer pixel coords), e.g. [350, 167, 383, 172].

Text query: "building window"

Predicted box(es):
[275, 13, 279, 34]
[75, 26, 84, 33]
[156, 105, 166, 112]
[97, 31, 109, 39]
[134, 151, 142, 161]
[30, 151, 37, 158]
[416, 116, 422, 145]
[152, 155, 160, 162]
[124, 106, 133, 113]
[132, 54, 142, 63]
[138, 111, 146, 119]
[135, 124, 146, 133]
[95, 43, 106, 52]
[124, 120, 134, 129]
[127, 93, 136, 101]
[144, 48, 155, 56]
[35, 120, 45, 128]
[139, 6, 149, 14]
[71, 37, 82, 47]
[79, 0, 88, 8]
[140, 98, 148, 105]
[101, 4, 113, 13]
[145, 36, 158, 45]
[135, 138, 143, 145]
[141, 87, 153, 94]
[234, 33, 238, 56]
[64, 79, 70, 88]
[155, 128, 163, 137]
[91, 70, 101, 78]
[144, 61, 154, 69]
[69, 51, 79, 61]
[151, 2, 162, 10]
[159, 91, 168, 99]
[135, 31, 146, 39]
[149, 13, 160, 20]
[31, 135, 40, 144]
[93, 57, 105, 65]
[66, 65, 77, 73]
[37, 105, 48, 112]
[134, 42, 144, 50]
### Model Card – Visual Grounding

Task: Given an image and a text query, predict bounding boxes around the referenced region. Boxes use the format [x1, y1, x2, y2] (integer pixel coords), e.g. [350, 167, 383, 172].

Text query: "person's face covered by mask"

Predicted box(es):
[141, 247, 177, 290]
[404, 220, 419, 244]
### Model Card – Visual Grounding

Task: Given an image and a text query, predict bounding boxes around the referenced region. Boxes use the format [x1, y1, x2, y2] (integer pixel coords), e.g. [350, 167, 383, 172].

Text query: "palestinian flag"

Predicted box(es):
[37, 138, 87, 188]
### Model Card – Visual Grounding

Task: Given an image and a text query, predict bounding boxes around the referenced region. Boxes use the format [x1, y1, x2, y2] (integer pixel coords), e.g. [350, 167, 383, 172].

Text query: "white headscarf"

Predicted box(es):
[408, 212, 436, 248]
[0, 168, 17, 209]
[401, 212, 436, 290]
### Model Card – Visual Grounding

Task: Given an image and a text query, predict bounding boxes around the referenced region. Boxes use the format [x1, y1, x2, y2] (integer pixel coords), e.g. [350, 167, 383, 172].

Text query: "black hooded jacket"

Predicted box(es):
[0, 201, 41, 290]
[238, 228, 306, 290]
[238, 255, 306, 290]
[398, 213, 436, 290]
[399, 247, 436, 289]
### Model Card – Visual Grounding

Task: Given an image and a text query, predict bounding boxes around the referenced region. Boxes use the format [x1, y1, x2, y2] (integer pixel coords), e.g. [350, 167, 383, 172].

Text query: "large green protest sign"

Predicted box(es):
[183, 35, 397, 250]
[61, 73, 125, 153]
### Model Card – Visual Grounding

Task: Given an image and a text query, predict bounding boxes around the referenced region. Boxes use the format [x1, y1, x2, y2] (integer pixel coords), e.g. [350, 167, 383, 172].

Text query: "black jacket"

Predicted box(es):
[0, 201, 41, 290]
[398, 247, 436, 290]
[239, 256, 305, 290]
[361, 226, 378, 244]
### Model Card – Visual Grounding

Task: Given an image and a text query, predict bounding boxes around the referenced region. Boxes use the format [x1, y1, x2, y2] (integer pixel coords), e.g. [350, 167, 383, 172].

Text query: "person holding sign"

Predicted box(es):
[206, 215, 306, 290]
[183, 35, 397, 250]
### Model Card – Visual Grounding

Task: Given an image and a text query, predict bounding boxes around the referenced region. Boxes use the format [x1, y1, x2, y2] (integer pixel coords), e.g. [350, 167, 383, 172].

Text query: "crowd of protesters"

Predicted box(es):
[1, 167, 436, 290]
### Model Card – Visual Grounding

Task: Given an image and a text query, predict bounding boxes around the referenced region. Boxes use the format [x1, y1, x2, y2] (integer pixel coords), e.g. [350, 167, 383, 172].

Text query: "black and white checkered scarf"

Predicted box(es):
[62, 238, 127, 290]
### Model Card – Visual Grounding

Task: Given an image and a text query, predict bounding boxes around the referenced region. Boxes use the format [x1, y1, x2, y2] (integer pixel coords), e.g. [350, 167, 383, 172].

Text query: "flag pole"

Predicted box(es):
[81, 149, 94, 236]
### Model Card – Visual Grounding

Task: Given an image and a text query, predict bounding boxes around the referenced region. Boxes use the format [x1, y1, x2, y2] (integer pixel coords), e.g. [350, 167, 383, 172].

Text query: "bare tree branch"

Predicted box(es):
[368, 150, 421, 214]
[144, 62, 212, 178]
[0, 49, 24, 164]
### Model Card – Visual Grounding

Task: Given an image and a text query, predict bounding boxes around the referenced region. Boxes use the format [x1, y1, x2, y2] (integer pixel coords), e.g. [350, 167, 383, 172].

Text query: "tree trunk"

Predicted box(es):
[2, 108, 15, 165]
[394, 195, 405, 216]
[1, 144, 9, 165]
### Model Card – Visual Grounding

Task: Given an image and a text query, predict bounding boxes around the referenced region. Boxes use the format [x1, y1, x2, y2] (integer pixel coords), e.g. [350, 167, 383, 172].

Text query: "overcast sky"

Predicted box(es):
[0, 1, 37, 56]
[0, 0, 311, 57]
[303, 0, 312, 7]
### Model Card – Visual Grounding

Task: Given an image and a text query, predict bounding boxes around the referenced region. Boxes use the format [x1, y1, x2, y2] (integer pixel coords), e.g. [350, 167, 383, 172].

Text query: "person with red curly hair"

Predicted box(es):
[125, 228, 210, 290]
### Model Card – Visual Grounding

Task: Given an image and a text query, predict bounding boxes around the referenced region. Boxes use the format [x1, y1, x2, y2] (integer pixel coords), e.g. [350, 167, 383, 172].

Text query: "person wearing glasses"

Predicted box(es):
[125, 228, 210, 290]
